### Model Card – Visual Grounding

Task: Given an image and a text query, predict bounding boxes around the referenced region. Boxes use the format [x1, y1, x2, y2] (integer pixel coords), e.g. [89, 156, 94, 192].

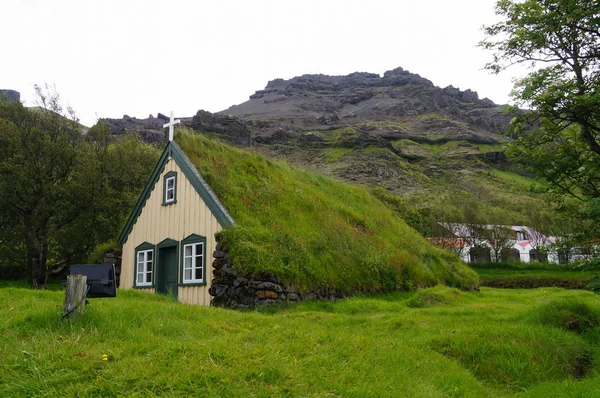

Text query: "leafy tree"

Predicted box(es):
[478, 223, 515, 262]
[525, 208, 554, 261]
[480, 0, 600, 239]
[428, 197, 488, 258]
[0, 87, 160, 288]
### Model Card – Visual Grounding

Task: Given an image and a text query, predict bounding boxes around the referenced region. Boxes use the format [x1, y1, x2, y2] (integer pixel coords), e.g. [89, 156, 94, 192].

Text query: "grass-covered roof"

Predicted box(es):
[176, 130, 478, 293]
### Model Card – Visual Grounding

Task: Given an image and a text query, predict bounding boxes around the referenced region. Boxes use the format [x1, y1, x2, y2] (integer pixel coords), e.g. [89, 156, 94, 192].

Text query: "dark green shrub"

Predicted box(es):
[470, 261, 569, 271]
[572, 257, 600, 272]
[587, 277, 600, 294]
[87, 242, 120, 264]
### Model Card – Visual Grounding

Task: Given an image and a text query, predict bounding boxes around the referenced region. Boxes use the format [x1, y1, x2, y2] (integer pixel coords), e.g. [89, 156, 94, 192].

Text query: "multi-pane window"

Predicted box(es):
[180, 234, 206, 285]
[163, 171, 177, 205]
[165, 176, 175, 203]
[182, 242, 204, 283]
[136, 249, 153, 286]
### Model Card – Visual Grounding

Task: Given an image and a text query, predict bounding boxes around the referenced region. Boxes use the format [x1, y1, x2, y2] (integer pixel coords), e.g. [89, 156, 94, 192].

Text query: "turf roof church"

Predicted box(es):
[117, 114, 234, 305]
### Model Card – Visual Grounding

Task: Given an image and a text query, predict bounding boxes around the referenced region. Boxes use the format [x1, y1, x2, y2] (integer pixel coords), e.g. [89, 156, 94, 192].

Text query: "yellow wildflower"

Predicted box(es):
[102, 354, 108, 361]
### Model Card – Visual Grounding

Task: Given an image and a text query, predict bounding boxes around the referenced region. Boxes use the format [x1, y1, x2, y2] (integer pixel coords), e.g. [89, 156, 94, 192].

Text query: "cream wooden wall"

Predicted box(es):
[121, 157, 222, 306]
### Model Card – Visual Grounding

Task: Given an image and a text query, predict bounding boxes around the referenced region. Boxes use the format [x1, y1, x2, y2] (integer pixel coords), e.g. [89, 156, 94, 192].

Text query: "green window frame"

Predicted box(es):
[162, 171, 177, 206]
[134, 242, 155, 288]
[180, 234, 207, 286]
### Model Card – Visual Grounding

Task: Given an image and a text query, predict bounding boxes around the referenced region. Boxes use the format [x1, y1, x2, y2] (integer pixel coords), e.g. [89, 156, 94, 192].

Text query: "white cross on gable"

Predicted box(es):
[163, 111, 181, 141]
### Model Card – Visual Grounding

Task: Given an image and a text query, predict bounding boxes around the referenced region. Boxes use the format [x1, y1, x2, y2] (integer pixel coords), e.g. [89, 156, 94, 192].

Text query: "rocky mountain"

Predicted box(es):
[103, 67, 513, 146]
[101, 67, 542, 225]
[208, 67, 518, 196]
[220, 67, 512, 144]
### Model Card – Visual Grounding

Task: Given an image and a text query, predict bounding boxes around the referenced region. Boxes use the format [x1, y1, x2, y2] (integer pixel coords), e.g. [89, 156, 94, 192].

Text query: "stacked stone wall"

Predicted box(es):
[209, 240, 342, 308]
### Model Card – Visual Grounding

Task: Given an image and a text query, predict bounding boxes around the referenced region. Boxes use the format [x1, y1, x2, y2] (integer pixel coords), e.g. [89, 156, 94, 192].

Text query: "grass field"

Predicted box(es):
[1, 284, 599, 397]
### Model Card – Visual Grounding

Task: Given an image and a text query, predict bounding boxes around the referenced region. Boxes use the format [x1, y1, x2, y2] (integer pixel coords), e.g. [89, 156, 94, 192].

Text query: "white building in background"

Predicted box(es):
[431, 223, 563, 264]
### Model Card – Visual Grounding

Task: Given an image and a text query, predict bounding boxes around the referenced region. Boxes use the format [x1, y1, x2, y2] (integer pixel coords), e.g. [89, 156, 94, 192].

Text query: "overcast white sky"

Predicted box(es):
[2, 0, 525, 127]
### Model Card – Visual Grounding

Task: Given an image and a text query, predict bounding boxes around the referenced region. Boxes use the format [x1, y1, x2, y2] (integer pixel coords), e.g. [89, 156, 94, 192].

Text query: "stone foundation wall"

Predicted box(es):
[208, 242, 342, 308]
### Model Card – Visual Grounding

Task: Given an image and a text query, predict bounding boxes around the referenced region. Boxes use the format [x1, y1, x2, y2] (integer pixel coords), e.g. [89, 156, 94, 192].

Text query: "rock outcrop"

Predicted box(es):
[101, 115, 171, 143]
[101, 111, 256, 146]
[221, 66, 511, 136]
[0, 89, 20, 103]
[190, 110, 255, 146]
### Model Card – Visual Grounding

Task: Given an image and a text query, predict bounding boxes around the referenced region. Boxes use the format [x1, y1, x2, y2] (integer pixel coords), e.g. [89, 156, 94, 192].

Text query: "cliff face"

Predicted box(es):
[219, 67, 513, 145]
[100, 113, 170, 143]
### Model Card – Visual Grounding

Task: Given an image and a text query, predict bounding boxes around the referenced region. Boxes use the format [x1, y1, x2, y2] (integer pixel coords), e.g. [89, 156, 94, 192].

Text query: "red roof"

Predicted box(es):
[427, 237, 466, 249]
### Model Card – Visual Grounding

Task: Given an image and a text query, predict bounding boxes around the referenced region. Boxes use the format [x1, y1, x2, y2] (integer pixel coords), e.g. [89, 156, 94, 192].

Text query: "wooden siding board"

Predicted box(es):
[186, 180, 192, 236]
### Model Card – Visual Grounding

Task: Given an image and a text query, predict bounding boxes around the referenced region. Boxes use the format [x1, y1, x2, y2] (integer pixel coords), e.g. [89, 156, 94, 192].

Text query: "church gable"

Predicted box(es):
[117, 141, 234, 247]
[118, 139, 234, 305]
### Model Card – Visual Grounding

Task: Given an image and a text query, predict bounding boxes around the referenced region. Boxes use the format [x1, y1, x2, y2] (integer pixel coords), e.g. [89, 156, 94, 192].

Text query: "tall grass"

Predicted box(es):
[177, 131, 478, 293]
[1, 286, 599, 396]
[525, 299, 600, 340]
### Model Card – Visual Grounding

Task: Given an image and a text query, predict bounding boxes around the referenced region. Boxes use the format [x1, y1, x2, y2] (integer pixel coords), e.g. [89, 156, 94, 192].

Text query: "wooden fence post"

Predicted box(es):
[63, 274, 87, 319]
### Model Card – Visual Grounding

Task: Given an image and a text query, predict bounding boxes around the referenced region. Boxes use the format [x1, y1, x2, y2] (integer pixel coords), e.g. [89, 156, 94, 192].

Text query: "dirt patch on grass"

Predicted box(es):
[573, 351, 594, 379]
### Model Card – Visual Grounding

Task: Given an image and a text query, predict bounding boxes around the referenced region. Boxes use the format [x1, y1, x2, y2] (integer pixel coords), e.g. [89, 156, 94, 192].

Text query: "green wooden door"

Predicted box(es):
[157, 246, 178, 300]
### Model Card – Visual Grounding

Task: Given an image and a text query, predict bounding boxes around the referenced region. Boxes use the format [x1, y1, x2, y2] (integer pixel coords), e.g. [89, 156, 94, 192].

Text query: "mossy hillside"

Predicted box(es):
[323, 147, 352, 163]
[176, 131, 478, 292]
[451, 168, 545, 216]
[417, 140, 506, 158]
[408, 164, 549, 225]
[244, 117, 546, 232]
[287, 133, 550, 230]
[317, 142, 550, 236]
[321, 127, 360, 147]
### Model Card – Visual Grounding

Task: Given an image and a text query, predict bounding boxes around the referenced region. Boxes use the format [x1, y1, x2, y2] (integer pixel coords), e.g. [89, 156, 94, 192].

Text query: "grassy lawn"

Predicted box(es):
[1, 285, 600, 397]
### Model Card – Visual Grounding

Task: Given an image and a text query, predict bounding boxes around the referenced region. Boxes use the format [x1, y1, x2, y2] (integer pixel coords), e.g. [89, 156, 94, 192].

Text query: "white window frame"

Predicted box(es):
[165, 176, 176, 204]
[136, 249, 153, 287]
[182, 242, 204, 284]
